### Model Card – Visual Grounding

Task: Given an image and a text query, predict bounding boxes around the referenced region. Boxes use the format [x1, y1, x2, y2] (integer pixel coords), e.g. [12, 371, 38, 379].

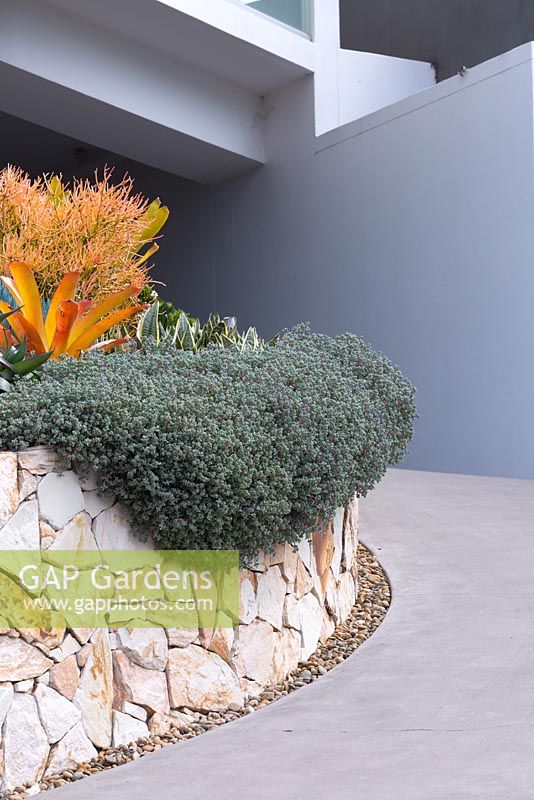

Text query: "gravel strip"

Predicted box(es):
[4, 544, 390, 799]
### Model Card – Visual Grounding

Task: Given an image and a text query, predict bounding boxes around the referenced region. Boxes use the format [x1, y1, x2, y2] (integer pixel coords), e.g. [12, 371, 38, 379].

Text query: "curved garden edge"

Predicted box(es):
[3, 543, 391, 799]
[0, 446, 365, 794]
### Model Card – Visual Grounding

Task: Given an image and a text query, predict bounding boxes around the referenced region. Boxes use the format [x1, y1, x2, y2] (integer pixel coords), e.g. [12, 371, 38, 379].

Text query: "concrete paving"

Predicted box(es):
[53, 469, 534, 800]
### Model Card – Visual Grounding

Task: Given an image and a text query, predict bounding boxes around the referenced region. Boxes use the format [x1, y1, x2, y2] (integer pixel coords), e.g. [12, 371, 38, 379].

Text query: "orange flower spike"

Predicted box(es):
[8, 261, 47, 349]
[45, 271, 81, 346]
[50, 300, 80, 357]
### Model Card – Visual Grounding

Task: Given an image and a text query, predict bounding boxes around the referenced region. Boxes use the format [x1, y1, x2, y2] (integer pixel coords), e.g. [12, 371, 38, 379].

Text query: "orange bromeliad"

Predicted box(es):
[0, 261, 147, 358]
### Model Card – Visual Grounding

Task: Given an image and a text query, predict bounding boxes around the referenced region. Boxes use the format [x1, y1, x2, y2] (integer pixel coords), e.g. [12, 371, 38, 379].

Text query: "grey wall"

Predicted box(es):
[3, 52, 534, 479]
[340, 0, 534, 81]
[212, 52, 534, 478]
[0, 111, 215, 318]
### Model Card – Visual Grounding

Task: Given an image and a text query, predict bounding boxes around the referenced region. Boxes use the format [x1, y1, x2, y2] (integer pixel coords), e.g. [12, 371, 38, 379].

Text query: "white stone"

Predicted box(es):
[233, 620, 275, 686]
[344, 498, 359, 575]
[18, 468, 38, 503]
[272, 627, 302, 682]
[0, 681, 13, 726]
[342, 510, 354, 573]
[34, 683, 81, 744]
[331, 508, 344, 580]
[49, 634, 81, 662]
[14, 679, 33, 692]
[320, 607, 336, 643]
[19, 627, 64, 650]
[148, 711, 173, 736]
[45, 722, 97, 777]
[17, 446, 66, 475]
[336, 571, 357, 622]
[83, 490, 115, 518]
[76, 643, 92, 669]
[121, 701, 147, 721]
[26, 785, 41, 796]
[283, 594, 301, 630]
[239, 574, 258, 625]
[71, 628, 94, 646]
[39, 520, 57, 549]
[0, 452, 19, 525]
[246, 550, 267, 573]
[166, 628, 198, 648]
[112, 710, 148, 746]
[49, 512, 98, 551]
[294, 558, 314, 598]
[74, 629, 113, 748]
[279, 544, 299, 583]
[21, 627, 65, 649]
[112, 650, 169, 715]
[296, 537, 313, 573]
[205, 624, 235, 666]
[93, 504, 153, 550]
[239, 677, 263, 701]
[167, 645, 243, 712]
[0, 499, 39, 551]
[80, 469, 98, 491]
[115, 626, 168, 671]
[0, 637, 53, 681]
[325, 572, 341, 623]
[298, 592, 323, 660]
[169, 708, 196, 724]
[256, 566, 286, 631]
[3, 693, 49, 790]
[48, 655, 80, 701]
[264, 544, 285, 567]
[42, 537, 56, 550]
[38, 471, 84, 529]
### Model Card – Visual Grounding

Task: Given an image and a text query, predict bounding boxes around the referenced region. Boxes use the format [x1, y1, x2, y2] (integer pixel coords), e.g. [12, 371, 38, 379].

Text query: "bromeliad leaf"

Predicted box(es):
[0, 337, 52, 393]
[9, 351, 53, 376]
[0, 262, 146, 359]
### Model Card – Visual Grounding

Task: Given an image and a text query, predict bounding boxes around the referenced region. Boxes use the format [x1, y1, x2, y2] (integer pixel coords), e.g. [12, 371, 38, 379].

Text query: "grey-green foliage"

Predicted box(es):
[0, 326, 416, 558]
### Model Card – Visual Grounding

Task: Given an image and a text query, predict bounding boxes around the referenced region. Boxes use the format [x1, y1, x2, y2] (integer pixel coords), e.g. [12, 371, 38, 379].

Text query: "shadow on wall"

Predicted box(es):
[0, 111, 215, 319]
[339, 0, 534, 81]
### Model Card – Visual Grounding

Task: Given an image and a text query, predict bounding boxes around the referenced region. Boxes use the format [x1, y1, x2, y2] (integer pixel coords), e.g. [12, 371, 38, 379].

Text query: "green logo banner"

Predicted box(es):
[0, 550, 239, 630]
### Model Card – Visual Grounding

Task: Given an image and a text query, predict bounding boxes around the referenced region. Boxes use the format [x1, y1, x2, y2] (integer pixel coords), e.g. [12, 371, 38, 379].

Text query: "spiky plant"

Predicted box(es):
[0, 166, 168, 305]
[0, 308, 51, 393]
[0, 261, 147, 358]
[137, 303, 265, 353]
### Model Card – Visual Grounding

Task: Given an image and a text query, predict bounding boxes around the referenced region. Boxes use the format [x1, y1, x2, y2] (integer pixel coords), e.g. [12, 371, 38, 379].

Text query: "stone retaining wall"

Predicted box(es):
[0, 447, 358, 791]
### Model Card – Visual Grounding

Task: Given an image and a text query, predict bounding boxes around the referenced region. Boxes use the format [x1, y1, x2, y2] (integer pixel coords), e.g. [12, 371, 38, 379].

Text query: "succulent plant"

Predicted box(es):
[137, 302, 265, 353]
[0, 308, 51, 392]
[0, 261, 147, 358]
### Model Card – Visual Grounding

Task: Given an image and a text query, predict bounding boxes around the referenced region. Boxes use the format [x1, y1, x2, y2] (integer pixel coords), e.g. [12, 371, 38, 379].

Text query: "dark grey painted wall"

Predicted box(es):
[0, 111, 215, 318]
[340, 0, 534, 80]
[212, 56, 534, 479]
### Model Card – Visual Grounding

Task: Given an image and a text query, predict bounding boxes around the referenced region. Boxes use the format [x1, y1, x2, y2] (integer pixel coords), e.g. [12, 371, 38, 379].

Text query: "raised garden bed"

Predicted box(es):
[0, 446, 358, 792]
